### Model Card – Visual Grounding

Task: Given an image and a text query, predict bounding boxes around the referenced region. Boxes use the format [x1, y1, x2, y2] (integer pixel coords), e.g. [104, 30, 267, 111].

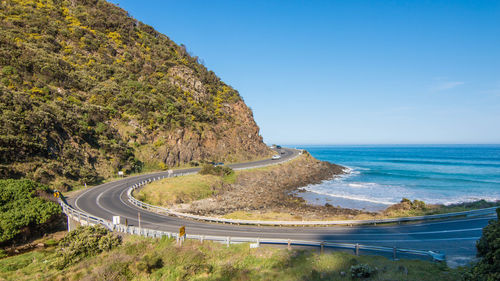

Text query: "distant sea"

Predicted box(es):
[294, 145, 500, 211]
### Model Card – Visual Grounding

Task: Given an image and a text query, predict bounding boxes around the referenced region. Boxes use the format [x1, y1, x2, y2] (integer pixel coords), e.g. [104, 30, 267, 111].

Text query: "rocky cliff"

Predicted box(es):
[0, 0, 270, 189]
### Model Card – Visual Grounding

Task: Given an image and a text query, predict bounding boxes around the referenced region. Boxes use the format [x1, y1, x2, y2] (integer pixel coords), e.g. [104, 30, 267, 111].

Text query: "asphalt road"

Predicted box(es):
[69, 147, 493, 266]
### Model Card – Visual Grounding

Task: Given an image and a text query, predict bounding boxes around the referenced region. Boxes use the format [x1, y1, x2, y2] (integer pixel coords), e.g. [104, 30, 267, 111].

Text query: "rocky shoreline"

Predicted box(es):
[175, 153, 372, 220]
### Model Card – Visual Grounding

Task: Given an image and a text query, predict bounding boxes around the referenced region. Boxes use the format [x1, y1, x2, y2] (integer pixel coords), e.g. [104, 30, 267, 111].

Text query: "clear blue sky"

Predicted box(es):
[111, 0, 500, 145]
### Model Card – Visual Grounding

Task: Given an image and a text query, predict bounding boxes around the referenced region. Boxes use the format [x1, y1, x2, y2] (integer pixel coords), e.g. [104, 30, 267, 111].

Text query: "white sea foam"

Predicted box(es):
[303, 176, 500, 209]
[301, 166, 500, 210]
[347, 182, 378, 188]
[302, 188, 395, 205]
[300, 145, 500, 210]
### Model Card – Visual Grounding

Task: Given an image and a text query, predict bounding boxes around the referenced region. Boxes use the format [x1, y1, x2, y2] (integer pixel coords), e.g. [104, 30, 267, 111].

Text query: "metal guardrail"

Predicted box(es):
[231, 150, 302, 170]
[128, 176, 498, 227]
[58, 198, 446, 262]
[62, 148, 498, 263]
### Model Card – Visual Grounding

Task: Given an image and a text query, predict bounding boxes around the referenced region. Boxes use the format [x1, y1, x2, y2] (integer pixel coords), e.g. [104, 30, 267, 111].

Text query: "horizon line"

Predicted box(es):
[268, 143, 500, 146]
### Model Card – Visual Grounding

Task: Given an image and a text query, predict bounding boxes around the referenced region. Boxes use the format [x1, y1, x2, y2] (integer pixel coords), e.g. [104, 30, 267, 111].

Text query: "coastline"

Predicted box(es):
[137, 150, 500, 221]
[171, 152, 374, 220]
[298, 145, 500, 210]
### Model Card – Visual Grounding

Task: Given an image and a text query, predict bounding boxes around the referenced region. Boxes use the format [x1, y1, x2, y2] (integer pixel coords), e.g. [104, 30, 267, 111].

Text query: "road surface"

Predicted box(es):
[69, 148, 493, 266]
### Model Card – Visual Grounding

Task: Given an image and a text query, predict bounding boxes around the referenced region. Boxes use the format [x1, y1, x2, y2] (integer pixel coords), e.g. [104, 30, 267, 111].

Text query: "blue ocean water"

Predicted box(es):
[295, 145, 500, 211]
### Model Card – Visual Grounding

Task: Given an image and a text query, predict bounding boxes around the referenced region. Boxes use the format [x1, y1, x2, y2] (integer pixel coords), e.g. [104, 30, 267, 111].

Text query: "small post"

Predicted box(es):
[138, 212, 141, 230]
[257, 238, 260, 247]
[67, 215, 71, 232]
[393, 246, 397, 260]
[320, 241, 324, 254]
[355, 243, 359, 256]
[287, 239, 291, 250]
[226, 236, 230, 247]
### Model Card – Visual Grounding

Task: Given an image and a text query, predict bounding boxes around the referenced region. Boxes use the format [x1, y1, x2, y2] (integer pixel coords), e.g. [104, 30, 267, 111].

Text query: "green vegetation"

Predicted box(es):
[199, 164, 234, 177]
[383, 198, 500, 218]
[224, 211, 304, 221]
[136, 174, 223, 205]
[463, 208, 500, 280]
[136, 166, 235, 206]
[0, 226, 461, 281]
[0, 0, 250, 189]
[0, 179, 60, 244]
[223, 199, 500, 222]
[53, 225, 121, 269]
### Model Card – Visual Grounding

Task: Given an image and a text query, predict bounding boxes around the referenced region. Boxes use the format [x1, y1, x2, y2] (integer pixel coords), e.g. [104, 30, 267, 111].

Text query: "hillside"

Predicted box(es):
[0, 0, 270, 189]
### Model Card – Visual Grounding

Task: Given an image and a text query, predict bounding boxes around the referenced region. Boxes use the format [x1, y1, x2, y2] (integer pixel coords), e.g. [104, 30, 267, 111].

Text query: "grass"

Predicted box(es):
[135, 174, 224, 206]
[0, 249, 60, 280]
[66, 163, 199, 194]
[134, 154, 305, 208]
[64, 150, 277, 197]
[133, 152, 499, 222]
[222, 203, 500, 222]
[224, 211, 305, 221]
[0, 234, 463, 281]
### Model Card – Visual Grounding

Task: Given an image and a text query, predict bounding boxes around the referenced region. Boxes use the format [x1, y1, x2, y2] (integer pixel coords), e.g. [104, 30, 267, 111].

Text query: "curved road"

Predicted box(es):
[69, 148, 494, 266]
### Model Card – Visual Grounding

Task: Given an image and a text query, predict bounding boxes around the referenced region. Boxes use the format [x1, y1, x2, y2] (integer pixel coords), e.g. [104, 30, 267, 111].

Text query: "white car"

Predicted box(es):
[272, 155, 281, 160]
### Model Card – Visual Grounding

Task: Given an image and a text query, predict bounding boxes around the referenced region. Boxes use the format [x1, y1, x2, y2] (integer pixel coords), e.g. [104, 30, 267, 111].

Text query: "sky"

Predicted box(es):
[110, 0, 500, 145]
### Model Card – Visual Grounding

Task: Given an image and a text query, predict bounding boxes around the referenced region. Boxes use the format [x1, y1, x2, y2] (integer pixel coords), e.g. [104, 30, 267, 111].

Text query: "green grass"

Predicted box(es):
[136, 174, 223, 206]
[133, 153, 499, 222]
[0, 235, 463, 281]
[0, 249, 59, 280]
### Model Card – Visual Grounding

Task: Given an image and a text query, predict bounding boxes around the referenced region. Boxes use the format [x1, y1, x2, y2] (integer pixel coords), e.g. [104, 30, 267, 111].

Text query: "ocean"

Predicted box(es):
[294, 145, 500, 211]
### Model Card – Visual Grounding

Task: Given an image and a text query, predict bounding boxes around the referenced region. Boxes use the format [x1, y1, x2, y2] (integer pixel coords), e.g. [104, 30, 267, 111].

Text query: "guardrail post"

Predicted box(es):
[66, 214, 71, 232]
[393, 247, 397, 260]
[200, 235, 204, 243]
[287, 239, 291, 250]
[355, 243, 359, 256]
[257, 238, 260, 247]
[320, 241, 324, 254]
[226, 237, 230, 247]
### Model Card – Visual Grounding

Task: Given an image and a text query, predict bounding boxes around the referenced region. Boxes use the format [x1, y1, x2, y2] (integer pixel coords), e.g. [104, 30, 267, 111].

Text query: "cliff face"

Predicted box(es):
[0, 0, 270, 188]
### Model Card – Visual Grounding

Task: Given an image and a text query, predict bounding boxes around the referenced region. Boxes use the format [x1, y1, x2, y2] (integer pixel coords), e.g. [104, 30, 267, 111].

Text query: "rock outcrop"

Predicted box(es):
[0, 0, 270, 188]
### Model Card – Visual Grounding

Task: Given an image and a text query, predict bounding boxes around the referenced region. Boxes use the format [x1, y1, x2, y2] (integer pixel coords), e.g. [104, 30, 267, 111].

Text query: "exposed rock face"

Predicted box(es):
[0, 0, 271, 186]
[168, 66, 208, 102]
[153, 101, 269, 166]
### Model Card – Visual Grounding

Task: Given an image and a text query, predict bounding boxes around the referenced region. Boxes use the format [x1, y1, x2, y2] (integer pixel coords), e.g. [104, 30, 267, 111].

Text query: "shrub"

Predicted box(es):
[0, 0, 245, 186]
[463, 208, 500, 280]
[350, 263, 377, 278]
[199, 164, 233, 177]
[0, 179, 60, 243]
[136, 254, 163, 273]
[412, 199, 426, 210]
[52, 225, 122, 269]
